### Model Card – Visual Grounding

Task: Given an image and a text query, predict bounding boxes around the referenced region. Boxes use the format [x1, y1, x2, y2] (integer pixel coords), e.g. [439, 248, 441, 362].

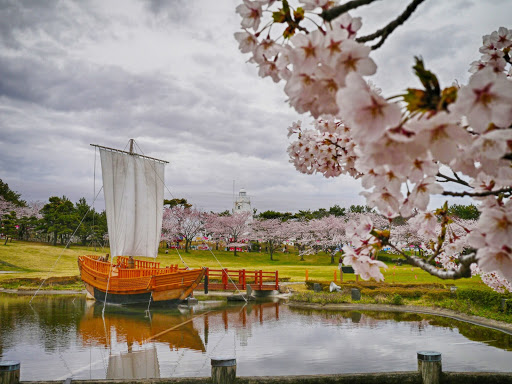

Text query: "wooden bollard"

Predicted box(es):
[211, 357, 236, 384]
[0, 361, 20, 384]
[305, 269, 309, 281]
[334, 270, 337, 283]
[417, 351, 441, 384]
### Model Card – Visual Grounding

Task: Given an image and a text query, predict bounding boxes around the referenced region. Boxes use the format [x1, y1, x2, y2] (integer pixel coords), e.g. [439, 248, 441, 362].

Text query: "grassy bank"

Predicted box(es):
[0, 240, 496, 292]
[292, 281, 512, 323]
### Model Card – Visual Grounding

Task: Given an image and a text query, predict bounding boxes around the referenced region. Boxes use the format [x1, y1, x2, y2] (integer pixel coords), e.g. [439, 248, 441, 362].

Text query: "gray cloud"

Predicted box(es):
[0, 0, 509, 214]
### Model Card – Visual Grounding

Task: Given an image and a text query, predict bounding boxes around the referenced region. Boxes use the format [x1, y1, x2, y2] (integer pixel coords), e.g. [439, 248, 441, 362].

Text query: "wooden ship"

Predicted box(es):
[78, 140, 205, 305]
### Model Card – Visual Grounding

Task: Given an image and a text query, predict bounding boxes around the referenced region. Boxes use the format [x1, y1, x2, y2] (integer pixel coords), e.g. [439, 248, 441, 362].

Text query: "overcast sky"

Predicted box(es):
[0, 0, 509, 213]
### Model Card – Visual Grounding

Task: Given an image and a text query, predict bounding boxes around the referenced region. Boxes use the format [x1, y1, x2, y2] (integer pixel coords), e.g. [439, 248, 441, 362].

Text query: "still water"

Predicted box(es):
[0, 293, 511, 380]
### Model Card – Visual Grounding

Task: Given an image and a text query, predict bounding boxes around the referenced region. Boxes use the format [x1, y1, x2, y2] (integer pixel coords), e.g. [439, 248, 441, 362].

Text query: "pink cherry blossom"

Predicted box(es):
[450, 67, 512, 132]
[236, 0, 266, 30]
[337, 73, 401, 144]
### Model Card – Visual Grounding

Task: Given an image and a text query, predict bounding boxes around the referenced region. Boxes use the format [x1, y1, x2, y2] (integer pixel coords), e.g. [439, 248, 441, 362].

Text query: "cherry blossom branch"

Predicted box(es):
[436, 171, 470, 187]
[356, 0, 427, 50]
[320, 0, 379, 22]
[389, 243, 477, 279]
[407, 252, 477, 279]
[442, 187, 512, 197]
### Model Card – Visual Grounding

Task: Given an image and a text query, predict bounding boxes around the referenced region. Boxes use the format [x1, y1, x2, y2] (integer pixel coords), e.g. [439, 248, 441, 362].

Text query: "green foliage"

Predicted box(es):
[258, 210, 294, 221]
[448, 204, 480, 220]
[403, 57, 458, 113]
[328, 204, 346, 217]
[456, 288, 510, 308]
[349, 205, 374, 213]
[39, 196, 79, 246]
[0, 179, 26, 207]
[164, 198, 192, 208]
[258, 205, 350, 221]
[391, 294, 404, 305]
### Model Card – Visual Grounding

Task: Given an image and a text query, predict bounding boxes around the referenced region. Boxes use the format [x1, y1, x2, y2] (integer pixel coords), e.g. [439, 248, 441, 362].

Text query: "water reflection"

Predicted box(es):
[80, 303, 206, 352]
[290, 307, 512, 351]
[107, 347, 159, 379]
[0, 293, 511, 381]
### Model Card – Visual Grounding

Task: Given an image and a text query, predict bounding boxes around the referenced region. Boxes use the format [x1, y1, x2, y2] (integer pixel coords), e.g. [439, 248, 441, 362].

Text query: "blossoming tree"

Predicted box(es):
[235, 0, 512, 291]
[205, 212, 251, 256]
[161, 206, 205, 253]
[250, 218, 293, 260]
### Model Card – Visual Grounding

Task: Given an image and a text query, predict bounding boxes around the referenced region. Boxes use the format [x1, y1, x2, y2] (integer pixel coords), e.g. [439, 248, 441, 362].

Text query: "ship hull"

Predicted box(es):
[79, 255, 205, 306]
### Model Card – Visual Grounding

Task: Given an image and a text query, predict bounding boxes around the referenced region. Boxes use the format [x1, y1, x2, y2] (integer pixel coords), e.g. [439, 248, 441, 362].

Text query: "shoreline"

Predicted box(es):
[2, 288, 511, 334]
[287, 301, 512, 334]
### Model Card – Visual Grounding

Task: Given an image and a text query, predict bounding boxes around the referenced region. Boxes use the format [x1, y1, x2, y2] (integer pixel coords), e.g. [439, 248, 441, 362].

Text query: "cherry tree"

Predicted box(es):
[236, 1, 512, 291]
[205, 212, 251, 256]
[161, 206, 205, 253]
[286, 219, 312, 261]
[1, 197, 43, 244]
[250, 219, 293, 261]
[305, 216, 347, 264]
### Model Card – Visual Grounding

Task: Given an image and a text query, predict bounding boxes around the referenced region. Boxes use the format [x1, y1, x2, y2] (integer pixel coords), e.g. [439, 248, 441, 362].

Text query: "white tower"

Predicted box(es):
[233, 188, 253, 220]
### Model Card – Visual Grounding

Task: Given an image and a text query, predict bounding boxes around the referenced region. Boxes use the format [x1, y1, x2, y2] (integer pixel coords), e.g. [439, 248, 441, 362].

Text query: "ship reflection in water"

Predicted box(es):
[1, 294, 511, 381]
[77, 299, 281, 380]
[106, 348, 159, 379]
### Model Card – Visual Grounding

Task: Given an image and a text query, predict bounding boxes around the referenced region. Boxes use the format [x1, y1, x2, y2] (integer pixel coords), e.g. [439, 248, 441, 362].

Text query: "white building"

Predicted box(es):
[233, 188, 253, 221]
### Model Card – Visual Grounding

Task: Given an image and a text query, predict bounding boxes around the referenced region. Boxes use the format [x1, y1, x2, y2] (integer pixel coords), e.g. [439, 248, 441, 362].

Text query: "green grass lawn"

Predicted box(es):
[0, 240, 488, 291]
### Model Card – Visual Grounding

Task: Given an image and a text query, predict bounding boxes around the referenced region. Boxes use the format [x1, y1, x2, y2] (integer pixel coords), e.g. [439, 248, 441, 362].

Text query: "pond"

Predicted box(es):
[0, 293, 511, 381]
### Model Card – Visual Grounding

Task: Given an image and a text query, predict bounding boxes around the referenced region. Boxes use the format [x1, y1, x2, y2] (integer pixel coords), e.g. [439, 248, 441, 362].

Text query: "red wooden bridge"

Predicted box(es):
[199, 268, 279, 292]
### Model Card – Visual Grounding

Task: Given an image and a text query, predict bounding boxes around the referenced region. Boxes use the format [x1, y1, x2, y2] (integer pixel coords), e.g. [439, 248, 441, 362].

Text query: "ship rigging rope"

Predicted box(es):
[29, 186, 104, 304]
[207, 247, 248, 303]
[175, 247, 189, 269]
[133, 141, 248, 303]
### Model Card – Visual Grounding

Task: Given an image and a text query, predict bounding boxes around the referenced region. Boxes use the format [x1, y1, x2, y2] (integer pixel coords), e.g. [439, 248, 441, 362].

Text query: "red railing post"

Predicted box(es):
[242, 269, 246, 290]
[259, 270, 263, 290]
[222, 269, 228, 290]
[275, 270, 279, 290]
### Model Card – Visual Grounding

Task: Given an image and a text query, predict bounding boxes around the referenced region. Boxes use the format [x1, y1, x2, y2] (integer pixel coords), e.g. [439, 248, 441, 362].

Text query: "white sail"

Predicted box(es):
[100, 148, 165, 258]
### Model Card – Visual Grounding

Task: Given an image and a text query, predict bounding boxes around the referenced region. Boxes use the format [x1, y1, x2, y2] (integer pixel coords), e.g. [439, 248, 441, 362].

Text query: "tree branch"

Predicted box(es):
[321, 0, 379, 22]
[442, 187, 512, 197]
[405, 252, 477, 280]
[436, 172, 470, 187]
[389, 243, 477, 279]
[356, 0, 427, 50]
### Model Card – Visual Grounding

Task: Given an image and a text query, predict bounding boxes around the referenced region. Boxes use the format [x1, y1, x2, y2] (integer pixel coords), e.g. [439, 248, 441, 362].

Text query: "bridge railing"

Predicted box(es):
[201, 268, 279, 291]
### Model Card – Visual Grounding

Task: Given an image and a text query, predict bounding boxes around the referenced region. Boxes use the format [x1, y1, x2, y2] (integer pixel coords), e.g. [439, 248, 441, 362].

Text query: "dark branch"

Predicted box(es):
[405, 252, 477, 280]
[436, 172, 470, 187]
[442, 187, 512, 197]
[389, 243, 477, 279]
[321, 0, 379, 22]
[356, 0, 427, 50]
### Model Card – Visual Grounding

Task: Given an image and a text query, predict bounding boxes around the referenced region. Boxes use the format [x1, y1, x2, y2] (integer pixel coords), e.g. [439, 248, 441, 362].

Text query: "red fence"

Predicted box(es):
[199, 268, 279, 291]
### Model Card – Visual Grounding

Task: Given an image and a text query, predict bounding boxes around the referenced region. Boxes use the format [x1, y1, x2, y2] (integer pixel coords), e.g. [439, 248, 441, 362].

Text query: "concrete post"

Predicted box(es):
[417, 351, 442, 384]
[0, 361, 20, 384]
[211, 357, 236, 384]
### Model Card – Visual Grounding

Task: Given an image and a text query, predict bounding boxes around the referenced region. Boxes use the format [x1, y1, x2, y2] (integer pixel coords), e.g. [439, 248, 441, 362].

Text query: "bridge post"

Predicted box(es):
[204, 268, 209, 294]
[242, 269, 246, 290]
[222, 269, 228, 290]
[259, 270, 263, 290]
[275, 270, 279, 290]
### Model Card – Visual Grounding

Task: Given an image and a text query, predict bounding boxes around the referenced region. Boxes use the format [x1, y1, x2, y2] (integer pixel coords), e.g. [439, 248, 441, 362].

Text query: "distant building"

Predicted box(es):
[233, 188, 253, 221]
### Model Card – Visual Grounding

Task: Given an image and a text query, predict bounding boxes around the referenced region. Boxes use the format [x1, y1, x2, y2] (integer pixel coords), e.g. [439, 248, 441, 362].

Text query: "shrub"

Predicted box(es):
[390, 294, 404, 305]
